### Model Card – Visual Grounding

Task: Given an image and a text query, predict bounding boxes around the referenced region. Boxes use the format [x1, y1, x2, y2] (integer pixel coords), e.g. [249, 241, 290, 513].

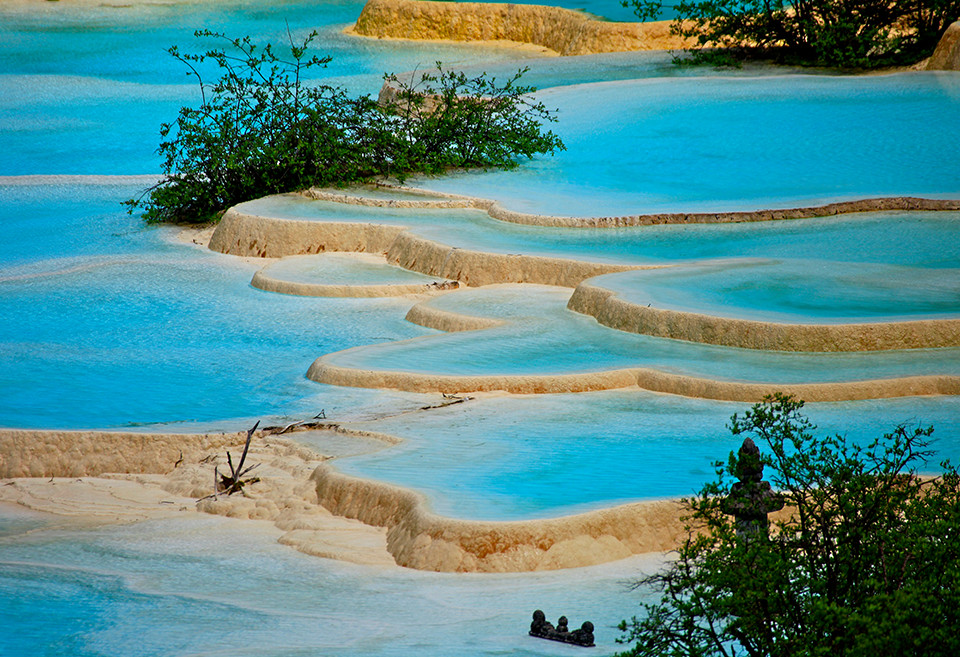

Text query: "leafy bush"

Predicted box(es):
[617, 393, 960, 657]
[383, 66, 563, 173]
[623, 0, 960, 68]
[126, 30, 563, 224]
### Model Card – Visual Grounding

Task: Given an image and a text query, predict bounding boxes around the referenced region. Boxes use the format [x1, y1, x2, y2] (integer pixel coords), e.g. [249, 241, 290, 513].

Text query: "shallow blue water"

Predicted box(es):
[341, 392, 960, 519]
[244, 196, 960, 267]
[0, 512, 661, 656]
[595, 259, 960, 322]
[419, 73, 960, 215]
[0, 181, 430, 428]
[261, 253, 449, 285]
[2, 1, 960, 653]
[325, 285, 960, 381]
[0, 0, 535, 175]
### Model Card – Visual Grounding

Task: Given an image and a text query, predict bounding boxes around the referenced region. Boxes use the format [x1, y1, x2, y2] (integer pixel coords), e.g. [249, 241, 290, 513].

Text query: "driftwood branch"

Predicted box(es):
[199, 421, 263, 501]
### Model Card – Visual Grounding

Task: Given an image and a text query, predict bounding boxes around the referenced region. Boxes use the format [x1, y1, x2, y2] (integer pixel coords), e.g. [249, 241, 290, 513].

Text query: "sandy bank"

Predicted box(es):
[0, 427, 396, 567]
[348, 0, 689, 55]
[568, 279, 960, 352]
[1, 427, 690, 572]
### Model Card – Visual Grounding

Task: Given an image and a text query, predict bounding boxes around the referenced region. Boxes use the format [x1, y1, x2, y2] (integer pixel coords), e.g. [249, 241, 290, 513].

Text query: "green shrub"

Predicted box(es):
[126, 30, 563, 224]
[623, 0, 960, 68]
[617, 393, 960, 657]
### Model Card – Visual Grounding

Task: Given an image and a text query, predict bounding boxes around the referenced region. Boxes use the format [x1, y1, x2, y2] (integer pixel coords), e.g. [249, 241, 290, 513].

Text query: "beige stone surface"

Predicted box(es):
[486, 195, 960, 228]
[927, 21, 960, 70]
[310, 463, 687, 572]
[209, 200, 643, 288]
[568, 279, 960, 352]
[404, 300, 504, 332]
[251, 268, 458, 298]
[308, 358, 643, 394]
[308, 355, 960, 401]
[349, 0, 691, 55]
[209, 206, 404, 258]
[0, 426, 693, 572]
[0, 428, 395, 567]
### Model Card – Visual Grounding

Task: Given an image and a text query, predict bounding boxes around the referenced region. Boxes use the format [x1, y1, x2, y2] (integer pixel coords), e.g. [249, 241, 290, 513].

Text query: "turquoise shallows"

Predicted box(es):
[338, 392, 960, 519]
[0, 182, 432, 429]
[324, 285, 960, 381]
[0, 511, 665, 655]
[592, 259, 960, 323]
[417, 73, 960, 216]
[240, 195, 960, 268]
[0, 0, 538, 175]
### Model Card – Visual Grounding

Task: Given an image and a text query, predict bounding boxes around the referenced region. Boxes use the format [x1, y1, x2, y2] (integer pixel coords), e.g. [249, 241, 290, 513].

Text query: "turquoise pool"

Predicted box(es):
[2, 0, 959, 654]
[592, 259, 960, 322]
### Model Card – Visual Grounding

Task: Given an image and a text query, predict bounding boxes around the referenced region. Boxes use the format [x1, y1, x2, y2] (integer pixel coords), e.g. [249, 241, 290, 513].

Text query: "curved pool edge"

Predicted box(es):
[568, 279, 960, 352]
[209, 203, 644, 287]
[364, 183, 960, 228]
[311, 461, 687, 572]
[0, 427, 688, 573]
[307, 356, 960, 401]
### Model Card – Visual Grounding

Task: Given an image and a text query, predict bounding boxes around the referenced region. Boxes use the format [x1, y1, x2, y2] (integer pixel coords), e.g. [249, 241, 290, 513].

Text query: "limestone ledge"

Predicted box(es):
[306, 186, 482, 210]
[310, 462, 686, 572]
[404, 299, 504, 332]
[251, 268, 459, 298]
[368, 184, 960, 228]
[927, 21, 960, 71]
[307, 358, 960, 401]
[568, 279, 960, 352]
[0, 428, 401, 567]
[0, 429, 244, 479]
[0, 427, 688, 572]
[208, 201, 643, 288]
[349, 0, 690, 56]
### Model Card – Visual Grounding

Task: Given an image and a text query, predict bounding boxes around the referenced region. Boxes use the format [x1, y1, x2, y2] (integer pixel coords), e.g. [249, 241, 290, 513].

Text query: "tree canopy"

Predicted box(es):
[624, 0, 960, 68]
[126, 30, 563, 224]
[617, 393, 960, 657]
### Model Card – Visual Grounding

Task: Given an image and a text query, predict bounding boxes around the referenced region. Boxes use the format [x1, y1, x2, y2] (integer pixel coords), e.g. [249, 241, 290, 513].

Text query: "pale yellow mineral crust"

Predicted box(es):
[308, 356, 960, 401]
[310, 462, 687, 572]
[209, 203, 643, 287]
[211, 192, 960, 402]
[0, 428, 690, 572]
[567, 279, 960, 352]
[348, 0, 690, 55]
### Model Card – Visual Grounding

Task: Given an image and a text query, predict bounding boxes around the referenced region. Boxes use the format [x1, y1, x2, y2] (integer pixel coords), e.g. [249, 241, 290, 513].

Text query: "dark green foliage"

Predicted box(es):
[383, 66, 564, 174]
[126, 31, 563, 224]
[623, 0, 960, 68]
[617, 393, 960, 657]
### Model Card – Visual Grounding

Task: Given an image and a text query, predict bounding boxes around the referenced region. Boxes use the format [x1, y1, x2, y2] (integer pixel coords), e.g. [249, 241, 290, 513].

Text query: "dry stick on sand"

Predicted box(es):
[202, 421, 262, 500]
